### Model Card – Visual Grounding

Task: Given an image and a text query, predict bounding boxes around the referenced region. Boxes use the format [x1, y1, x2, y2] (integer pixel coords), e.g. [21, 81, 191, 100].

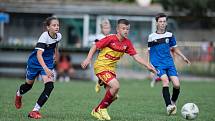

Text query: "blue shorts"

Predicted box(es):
[155, 66, 178, 77]
[26, 66, 49, 80]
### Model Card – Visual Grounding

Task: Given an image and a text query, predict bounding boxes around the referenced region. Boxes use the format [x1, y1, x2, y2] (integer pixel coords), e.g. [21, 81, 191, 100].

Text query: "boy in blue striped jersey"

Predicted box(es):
[147, 13, 190, 115]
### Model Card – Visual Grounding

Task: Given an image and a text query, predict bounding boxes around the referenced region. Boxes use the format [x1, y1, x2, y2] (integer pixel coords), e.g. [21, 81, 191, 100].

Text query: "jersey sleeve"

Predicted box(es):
[169, 35, 177, 48]
[125, 40, 137, 56]
[57, 33, 62, 42]
[95, 36, 112, 49]
[147, 35, 151, 50]
[35, 32, 47, 51]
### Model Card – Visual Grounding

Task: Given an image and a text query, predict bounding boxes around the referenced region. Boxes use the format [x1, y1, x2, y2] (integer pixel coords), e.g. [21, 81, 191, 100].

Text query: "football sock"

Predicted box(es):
[32, 103, 41, 111]
[16, 90, 21, 96]
[95, 89, 114, 111]
[19, 82, 33, 95]
[37, 82, 54, 108]
[171, 87, 180, 103]
[162, 87, 171, 107]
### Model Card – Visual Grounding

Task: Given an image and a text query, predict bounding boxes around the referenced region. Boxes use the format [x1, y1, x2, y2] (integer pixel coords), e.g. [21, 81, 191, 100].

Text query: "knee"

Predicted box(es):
[174, 85, 180, 89]
[26, 80, 34, 85]
[162, 80, 169, 87]
[112, 84, 120, 92]
[173, 81, 180, 89]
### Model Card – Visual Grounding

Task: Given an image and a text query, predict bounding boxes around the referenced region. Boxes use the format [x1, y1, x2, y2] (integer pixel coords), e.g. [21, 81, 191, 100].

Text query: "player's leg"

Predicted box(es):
[100, 78, 119, 107]
[97, 78, 119, 120]
[169, 76, 180, 115]
[28, 69, 55, 119]
[15, 66, 37, 109]
[160, 74, 171, 106]
[167, 66, 180, 114]
[159, 67, 176, 115]
[170, 76, 180, 102]
[168, 67, 180, 104]
[15, 80, 34, 109]
[150, 72, 156, 87]
[161, 74, 176, 115]
[95, 79, 103, 93]
[92, 71, 118, 120]
[150, 72, 162, 87]
[105, 85, 119, 101]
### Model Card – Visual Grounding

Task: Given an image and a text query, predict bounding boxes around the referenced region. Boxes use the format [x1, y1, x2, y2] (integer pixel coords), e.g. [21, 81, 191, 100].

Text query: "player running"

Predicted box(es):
[81, 19, 156, 120]
[15, 16, 61, 119]
[147, 13, 190, 115]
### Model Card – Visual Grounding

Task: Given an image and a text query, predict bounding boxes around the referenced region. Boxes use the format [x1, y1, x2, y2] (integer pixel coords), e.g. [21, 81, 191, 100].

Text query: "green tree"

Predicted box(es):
[110, 0, 135, 3]
[154, 0, 215, 17]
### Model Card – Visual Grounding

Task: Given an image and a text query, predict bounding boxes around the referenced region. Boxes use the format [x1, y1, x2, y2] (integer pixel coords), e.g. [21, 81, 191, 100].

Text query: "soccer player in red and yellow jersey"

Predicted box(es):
[81, 19, 156, 120]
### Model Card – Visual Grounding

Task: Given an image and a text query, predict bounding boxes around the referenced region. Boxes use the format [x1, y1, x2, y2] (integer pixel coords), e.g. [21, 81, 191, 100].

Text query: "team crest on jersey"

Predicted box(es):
[123, 45, 127, 49]
[165, 38, 169, 43]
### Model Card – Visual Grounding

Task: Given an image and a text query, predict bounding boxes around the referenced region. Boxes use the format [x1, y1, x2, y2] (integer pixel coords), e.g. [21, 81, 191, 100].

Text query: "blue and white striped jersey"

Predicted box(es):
[27, 31, 62, 69]
[148, 32, 177, 67]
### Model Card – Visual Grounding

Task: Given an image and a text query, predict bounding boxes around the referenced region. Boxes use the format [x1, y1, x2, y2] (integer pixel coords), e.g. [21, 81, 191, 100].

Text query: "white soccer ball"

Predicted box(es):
[181, 103, 199, 120]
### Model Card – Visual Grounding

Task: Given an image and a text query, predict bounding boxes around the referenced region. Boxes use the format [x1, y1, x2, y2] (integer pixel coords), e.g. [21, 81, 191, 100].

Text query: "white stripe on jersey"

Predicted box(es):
[37, 31, 62, 45]
[35, 47, 45, 51]
[148, 32, 172, 42]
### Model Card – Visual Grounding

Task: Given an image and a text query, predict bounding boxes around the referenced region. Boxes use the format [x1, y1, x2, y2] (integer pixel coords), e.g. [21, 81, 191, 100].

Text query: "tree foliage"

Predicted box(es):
[110, 0, 135, 3]
[155, 0, 215, 16]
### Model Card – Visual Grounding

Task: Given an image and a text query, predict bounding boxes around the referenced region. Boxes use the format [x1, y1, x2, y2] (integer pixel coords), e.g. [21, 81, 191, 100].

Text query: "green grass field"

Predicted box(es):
[0, 78, 214, 121]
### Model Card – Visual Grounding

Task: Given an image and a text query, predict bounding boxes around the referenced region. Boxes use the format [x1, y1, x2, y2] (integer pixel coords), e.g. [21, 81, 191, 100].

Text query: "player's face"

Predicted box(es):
[101, 24, 111, 36]
[47, 19, 59, 34]
[117, 23, 130, 38]
[156, 17, 167, 31]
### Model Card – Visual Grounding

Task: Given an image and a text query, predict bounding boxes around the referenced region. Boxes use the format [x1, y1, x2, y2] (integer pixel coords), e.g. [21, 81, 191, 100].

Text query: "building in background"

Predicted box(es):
[0, 0, 214, 78]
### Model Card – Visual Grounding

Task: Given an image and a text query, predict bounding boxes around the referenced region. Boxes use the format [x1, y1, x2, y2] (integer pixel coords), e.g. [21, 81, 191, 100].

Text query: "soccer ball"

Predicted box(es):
[181, 103, 199, 120]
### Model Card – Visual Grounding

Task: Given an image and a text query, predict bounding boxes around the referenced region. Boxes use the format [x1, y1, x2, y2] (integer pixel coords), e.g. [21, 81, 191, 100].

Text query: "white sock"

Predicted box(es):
[16, 90, 21, 96]
[32, 103, 41, 111]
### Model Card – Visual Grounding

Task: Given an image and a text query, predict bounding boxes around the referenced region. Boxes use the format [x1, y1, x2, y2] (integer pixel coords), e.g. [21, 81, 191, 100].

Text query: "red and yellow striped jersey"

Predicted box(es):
[94, 34, 137, 74]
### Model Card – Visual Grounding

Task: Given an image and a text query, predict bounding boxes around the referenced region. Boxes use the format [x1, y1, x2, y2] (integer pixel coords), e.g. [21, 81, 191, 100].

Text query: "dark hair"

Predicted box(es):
[155, 13, 168, 22]
[43, 16, 59, 26]
[117, 19, 130, 25]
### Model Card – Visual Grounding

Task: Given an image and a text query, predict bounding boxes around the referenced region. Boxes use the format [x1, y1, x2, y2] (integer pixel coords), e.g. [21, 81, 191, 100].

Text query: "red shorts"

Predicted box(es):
[96, 71, 116, 84]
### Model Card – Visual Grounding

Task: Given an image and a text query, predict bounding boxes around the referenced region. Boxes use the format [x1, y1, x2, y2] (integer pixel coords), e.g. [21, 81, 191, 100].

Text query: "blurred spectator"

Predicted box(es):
[201, 39, 208, 62]
[206, 41, 214, 62]
[90, 19, 111, 81]
[56, 53, 75, 82]
[88, 19, 111, 46]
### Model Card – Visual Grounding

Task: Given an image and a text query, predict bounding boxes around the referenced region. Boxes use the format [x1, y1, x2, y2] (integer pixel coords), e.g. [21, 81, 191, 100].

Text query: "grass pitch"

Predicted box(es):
[0, 78, 214, 121]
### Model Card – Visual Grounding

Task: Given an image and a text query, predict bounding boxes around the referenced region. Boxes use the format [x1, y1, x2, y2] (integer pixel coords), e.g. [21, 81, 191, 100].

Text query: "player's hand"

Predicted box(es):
[44, 67, 54, 78]
[81, 58, 91, 69]
[183, 57, 191, 65]
[146, 64, 157, 74]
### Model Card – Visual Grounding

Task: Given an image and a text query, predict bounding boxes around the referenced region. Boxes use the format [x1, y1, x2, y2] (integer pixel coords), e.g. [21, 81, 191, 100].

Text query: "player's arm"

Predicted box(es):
[81, 44, 97, 69]
[172, 47, 191, 65]
[82, 35, 111, 69]
[132, 54, 157, 74]
[146, 49, 150, 64]
[37, 50, 54, 78]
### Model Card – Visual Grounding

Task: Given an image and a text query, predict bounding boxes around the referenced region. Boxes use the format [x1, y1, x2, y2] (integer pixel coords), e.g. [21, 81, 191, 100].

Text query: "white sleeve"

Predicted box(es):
[57, 33, 62, 42]
[35, 32, 47, 51]
[38, 32, 47, 43]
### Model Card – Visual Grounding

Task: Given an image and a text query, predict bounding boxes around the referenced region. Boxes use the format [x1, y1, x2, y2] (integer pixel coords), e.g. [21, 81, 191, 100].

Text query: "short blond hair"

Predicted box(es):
[100, 19, 110, 28]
